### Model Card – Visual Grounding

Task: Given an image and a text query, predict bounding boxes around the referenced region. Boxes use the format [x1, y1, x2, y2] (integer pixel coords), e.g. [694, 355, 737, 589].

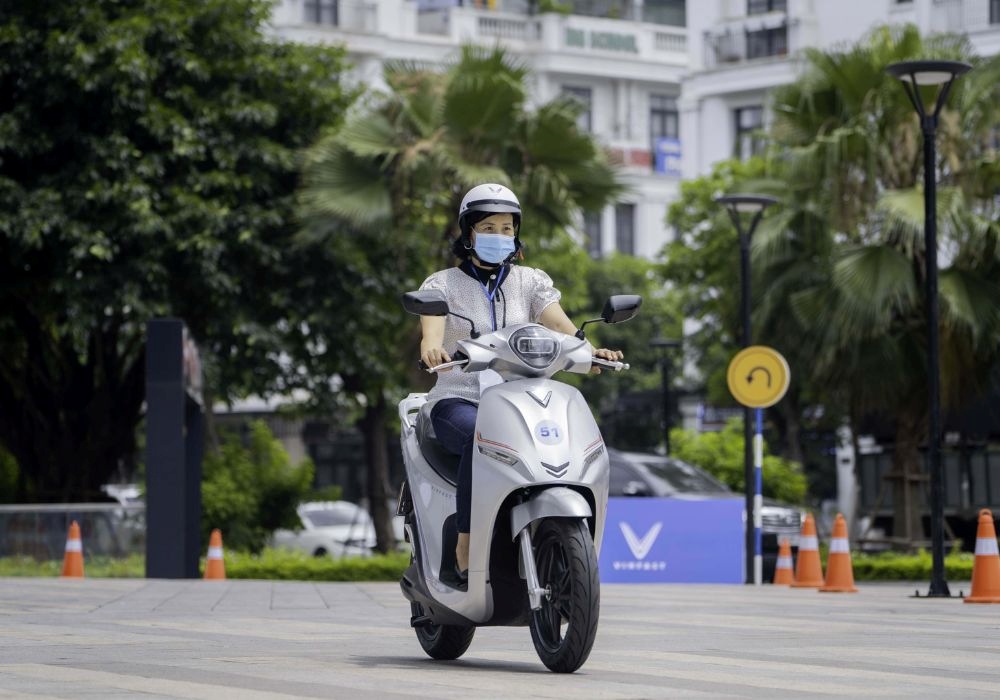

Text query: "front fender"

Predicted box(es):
[510, 487, 592, 539]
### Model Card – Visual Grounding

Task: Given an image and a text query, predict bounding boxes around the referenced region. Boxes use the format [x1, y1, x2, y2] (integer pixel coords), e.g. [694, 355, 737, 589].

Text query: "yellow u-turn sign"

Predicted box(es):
[726, 346, 790, 409]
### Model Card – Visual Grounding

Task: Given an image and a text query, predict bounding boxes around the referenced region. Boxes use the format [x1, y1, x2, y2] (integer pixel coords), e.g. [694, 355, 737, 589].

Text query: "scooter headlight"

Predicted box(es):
[509, 327, 559, 369]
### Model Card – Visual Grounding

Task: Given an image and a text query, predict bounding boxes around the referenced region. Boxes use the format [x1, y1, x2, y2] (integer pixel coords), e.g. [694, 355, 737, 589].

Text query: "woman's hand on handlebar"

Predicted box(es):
[421, 346, 452, 372]
[591, 348, 624, 374]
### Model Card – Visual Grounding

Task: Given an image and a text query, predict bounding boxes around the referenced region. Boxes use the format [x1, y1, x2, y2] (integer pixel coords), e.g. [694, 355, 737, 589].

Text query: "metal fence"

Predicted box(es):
[0, 503, 145, 560]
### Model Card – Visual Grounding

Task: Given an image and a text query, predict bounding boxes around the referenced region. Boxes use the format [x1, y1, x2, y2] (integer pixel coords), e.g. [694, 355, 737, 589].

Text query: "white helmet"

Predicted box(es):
[458, 183, 521, 231]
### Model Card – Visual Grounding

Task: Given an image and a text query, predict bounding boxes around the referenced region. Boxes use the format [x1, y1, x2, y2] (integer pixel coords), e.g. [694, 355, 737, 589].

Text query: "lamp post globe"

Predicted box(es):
[886, 59, 970, 599]
[714, 193, 778, 584]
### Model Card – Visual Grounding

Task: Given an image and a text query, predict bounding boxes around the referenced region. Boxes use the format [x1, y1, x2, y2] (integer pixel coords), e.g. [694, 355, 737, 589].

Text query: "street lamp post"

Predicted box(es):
[650, 338, 681, 454]
[715, 193, 778, 585]
[886, 59, 971, 598]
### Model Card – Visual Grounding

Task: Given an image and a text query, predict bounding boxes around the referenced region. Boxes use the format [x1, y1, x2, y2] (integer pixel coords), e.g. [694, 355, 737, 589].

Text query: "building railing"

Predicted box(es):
[478, 14, 541, 42]
[415, 7, 686, 58]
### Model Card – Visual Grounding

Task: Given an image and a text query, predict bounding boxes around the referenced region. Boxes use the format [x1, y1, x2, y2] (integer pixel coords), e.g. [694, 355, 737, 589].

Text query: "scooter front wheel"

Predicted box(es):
[411, 603, 475, 660]
[528, 519, 600, 673]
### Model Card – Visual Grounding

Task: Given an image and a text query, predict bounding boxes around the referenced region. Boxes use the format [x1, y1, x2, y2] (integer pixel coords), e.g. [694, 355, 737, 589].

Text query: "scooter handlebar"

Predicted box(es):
[419, 358, 470, 373]
[591, 357, 630, 372]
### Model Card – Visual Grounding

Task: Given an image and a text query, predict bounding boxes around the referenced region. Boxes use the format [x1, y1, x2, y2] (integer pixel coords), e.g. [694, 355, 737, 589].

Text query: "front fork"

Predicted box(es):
[518, 527, 548, 611]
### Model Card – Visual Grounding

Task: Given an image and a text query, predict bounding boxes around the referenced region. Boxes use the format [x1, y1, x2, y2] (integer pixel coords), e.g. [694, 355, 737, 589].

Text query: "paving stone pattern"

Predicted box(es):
[0, 579, 998, 698]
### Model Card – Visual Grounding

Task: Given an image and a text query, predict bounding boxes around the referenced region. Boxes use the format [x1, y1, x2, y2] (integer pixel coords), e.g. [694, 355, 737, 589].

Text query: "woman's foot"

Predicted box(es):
[456, 532, 470, 575]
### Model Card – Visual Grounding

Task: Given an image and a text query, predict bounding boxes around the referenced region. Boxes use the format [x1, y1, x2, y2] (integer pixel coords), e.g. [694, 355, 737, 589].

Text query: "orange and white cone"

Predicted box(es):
[61, 520, 85, 578]
[964, 509, 1000, 604]
[204, 529, 226, 580]
[773, 538, 794, 585]
[820, 513, 857, 593]
[791, 513, 824, 588]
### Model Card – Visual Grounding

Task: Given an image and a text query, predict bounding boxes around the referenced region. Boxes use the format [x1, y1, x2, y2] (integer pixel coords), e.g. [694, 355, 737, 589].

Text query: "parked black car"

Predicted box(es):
[607, 448, 802, 582]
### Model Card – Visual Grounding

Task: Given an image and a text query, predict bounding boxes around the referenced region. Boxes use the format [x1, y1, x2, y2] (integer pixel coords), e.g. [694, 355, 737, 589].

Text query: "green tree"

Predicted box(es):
[578, 255, 683, 452]
[297, 46, 623, 550]
[669, 419, 808, 504]
[202, 421, 314, 553]
[758, 25, 1000, 540]
[0, 0, 352, 499]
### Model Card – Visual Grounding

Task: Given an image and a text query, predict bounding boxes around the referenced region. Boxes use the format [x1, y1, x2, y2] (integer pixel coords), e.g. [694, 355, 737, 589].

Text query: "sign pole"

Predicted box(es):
[754, 408, 764, 586]
[726, 345, 791, 586]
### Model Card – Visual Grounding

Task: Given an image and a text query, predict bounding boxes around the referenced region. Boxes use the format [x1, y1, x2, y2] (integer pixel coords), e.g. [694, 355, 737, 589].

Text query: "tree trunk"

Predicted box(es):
[359, 392, 396, 553]
[890, 409, 926, 549]
[770, 390, 804, 466]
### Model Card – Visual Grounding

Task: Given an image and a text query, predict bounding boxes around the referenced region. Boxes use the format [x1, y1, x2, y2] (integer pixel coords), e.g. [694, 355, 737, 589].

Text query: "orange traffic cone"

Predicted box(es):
[791, 513, 824, 588]
[772, 538, 794, 585]
[61, 520, 85, 578]
[204, 529, 226, 580]
[964, 509, 1000, 604]
[820, 513, 858, 593]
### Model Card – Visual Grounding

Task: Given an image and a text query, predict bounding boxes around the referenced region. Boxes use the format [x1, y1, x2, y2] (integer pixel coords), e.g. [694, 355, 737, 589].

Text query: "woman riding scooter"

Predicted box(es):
[418, 183, 623, 582]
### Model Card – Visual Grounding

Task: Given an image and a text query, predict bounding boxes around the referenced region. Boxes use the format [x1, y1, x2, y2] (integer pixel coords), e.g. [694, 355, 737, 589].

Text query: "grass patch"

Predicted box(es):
[0, 548, 979, 582]
[224, 548, 410, 581]
[0, 554, 145, 578]
[0, 549, 409, 581]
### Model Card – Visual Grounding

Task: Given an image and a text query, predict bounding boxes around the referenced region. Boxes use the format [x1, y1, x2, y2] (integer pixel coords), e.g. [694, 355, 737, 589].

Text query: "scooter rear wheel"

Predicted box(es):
[411, 603, 475, 660]
[528, 519, 600, 673]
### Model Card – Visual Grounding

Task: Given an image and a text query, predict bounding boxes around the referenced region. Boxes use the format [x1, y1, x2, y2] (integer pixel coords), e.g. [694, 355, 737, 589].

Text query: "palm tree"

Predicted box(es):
[297, 45, 623, 551]
[753, 25, 1000, 544]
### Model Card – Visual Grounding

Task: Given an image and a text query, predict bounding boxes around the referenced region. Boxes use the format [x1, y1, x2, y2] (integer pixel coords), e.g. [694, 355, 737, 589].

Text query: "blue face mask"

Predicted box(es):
[474, 233, 516, 264]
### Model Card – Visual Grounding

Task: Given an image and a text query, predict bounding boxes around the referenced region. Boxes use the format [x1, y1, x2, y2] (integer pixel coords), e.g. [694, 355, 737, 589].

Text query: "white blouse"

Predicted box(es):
[419, 265, 561, 404]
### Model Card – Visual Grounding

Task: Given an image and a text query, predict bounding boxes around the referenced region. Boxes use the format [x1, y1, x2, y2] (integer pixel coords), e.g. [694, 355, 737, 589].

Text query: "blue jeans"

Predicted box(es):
[430, 398, 477, 533]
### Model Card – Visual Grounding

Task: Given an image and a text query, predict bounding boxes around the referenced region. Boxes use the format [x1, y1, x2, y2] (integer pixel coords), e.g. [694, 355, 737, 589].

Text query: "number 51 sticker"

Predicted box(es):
[535, 420, 563, 445]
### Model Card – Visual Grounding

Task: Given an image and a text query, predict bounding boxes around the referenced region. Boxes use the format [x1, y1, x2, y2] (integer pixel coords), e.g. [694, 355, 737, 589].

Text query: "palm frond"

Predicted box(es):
[939, 268, 1000, 343]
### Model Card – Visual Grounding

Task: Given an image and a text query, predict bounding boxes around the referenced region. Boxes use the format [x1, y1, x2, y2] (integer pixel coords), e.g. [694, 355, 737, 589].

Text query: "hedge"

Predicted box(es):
[222, 549, 409, 581]
[0, 549, 978, 582]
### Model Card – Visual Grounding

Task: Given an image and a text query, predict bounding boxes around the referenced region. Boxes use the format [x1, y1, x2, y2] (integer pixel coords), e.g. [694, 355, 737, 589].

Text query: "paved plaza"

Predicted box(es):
[0, 578, 997, 698]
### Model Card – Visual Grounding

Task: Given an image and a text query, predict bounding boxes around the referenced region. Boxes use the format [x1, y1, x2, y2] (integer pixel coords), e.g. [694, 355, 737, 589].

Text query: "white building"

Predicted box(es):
[269, 0, 688, 258]
[682, 0, 1000, 179]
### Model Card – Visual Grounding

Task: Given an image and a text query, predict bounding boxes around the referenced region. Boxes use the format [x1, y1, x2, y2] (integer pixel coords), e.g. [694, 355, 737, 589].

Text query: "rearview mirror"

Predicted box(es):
[601, 295, 642, 324]
[402, 289, 449, 317]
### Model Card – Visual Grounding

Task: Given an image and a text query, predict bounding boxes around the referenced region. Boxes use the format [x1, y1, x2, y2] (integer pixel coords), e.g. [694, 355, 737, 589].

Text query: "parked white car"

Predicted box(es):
[272, 501, 378, 558]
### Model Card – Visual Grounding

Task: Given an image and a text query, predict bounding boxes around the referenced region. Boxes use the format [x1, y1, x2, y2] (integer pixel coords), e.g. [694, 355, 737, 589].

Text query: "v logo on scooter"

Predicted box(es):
[619, 522, 662, 560]
[527, 389, 552, 407]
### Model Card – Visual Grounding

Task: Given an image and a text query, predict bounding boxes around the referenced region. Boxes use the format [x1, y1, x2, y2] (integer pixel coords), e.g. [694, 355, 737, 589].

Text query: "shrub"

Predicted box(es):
[202, 421, 314, 553]
[221, 548, 409, 581]
[669, 418, 808, 504]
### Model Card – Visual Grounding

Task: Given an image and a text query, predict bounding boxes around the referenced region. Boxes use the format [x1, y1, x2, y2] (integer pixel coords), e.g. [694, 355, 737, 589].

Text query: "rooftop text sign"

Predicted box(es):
[566, 28, 638, 53]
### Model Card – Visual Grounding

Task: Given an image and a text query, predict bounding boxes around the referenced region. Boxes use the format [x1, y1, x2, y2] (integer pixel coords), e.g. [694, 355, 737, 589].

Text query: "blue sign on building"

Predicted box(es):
[654, 137, 682, 176]
[599, 498, 743, 583]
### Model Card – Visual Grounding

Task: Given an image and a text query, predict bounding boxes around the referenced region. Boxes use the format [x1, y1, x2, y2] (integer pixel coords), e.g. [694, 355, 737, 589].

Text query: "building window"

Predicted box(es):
[745, 25, 787, 59]
[735, 106, 764, 160]
[615, 204, 635, 255]
[643, 0, 686, 26]
[562, 86, 593, 133]
[747, 0, 787, 14]
[992, 0, 1000, 24]
[649, 95, 679, 145]
[583, 211, 603, 258]
[304, 0, 337, 25]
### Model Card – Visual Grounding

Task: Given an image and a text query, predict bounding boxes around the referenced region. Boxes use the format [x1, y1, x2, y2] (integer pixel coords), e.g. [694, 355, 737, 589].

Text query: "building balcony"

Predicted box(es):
[702, 10, 798, 69]
[276, 1, 686, 63]
[931, 0, 1000, 34]
[418, 6, 687, 62]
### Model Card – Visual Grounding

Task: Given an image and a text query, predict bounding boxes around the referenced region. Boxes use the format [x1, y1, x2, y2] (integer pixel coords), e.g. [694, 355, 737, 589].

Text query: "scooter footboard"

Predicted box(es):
[510, 487, 592, 539]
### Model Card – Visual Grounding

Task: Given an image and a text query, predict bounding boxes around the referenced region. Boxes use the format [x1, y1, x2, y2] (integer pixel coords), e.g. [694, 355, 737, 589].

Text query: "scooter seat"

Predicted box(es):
[415, 401, 460, 486]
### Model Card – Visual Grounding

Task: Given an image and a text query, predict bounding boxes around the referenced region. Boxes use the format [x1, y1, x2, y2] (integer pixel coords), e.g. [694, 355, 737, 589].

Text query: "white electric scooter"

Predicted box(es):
[396, 289, 640, 673]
